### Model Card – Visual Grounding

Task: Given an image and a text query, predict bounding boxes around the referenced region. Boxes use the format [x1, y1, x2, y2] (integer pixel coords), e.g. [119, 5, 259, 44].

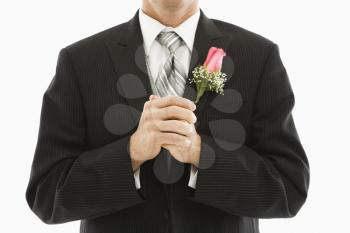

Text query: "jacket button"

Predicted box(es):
[163, 210, 169, 219]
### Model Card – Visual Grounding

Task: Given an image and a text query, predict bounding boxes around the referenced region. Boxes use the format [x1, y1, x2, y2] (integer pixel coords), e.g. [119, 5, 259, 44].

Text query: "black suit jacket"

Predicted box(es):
[26, 9, 310, 233]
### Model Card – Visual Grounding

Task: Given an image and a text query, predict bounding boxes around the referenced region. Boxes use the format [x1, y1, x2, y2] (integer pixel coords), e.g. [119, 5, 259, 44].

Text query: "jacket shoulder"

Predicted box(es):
[212, 19, 276, 49]
[63, 21, 128, 53]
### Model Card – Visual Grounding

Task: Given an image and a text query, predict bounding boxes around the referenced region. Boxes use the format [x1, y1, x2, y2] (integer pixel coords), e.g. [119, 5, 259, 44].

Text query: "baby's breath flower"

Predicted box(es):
[190, 65, 227, 103]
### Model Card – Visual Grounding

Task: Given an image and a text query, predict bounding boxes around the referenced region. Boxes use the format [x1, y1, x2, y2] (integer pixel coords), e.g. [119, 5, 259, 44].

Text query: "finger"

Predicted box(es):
[157, 120, 194, 136]
[149, 95, 160, 100]
[151, 95, 196, 111]
[157, 106, 197, 123]
[158, 132, 191, 147]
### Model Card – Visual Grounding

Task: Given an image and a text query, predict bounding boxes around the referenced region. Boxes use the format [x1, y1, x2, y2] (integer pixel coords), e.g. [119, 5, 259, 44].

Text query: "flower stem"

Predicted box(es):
[195, 87, 206, 104]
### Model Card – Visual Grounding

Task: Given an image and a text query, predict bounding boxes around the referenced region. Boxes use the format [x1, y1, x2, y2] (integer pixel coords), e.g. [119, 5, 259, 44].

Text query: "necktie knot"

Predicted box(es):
[156, 31, 184, 53]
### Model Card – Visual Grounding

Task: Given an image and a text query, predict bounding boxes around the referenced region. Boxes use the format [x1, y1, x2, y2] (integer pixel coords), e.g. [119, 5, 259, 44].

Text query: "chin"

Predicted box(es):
[154, 0, 194, 10]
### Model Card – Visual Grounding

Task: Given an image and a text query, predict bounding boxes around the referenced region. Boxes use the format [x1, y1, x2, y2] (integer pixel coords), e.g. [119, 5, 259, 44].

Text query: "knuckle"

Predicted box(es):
[184, 122, 193, 134]
[146, 107, 158, 122]
[162, 107, 169, 118]
[191, 112, 197, 122]
[164, 96, 171, 106]
[186, 110, 193, 121]
[171, 106, 179, 115]
[143, 109, 150, 121]
[173, 120, 181, 128]
[167, 106, 176, 117]
[176, 120, 188, 132]
[143, 100, 151, 109]
[149, 108, 155, 119]
[169, 95, 177, 102]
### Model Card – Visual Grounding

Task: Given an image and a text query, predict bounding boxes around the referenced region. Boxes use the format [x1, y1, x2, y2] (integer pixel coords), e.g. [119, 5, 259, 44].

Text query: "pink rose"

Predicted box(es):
[190, 47, 228, 103]
[203, 47, 226, 73]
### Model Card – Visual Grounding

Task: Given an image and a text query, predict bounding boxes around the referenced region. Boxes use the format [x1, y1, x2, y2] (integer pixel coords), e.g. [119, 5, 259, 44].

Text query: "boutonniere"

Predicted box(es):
[190, 47, 227, 104]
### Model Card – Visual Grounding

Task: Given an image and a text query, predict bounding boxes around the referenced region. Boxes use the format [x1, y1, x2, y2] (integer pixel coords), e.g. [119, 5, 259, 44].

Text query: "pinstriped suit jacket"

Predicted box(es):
[26, 9, 309, 233]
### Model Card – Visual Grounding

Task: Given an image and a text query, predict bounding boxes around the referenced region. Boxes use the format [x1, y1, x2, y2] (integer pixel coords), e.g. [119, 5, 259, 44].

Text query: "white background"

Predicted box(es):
[1, 0, 349, 232]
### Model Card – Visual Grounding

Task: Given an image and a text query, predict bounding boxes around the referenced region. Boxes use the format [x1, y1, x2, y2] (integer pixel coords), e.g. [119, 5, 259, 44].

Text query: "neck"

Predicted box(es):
[141, 1, 199, 27]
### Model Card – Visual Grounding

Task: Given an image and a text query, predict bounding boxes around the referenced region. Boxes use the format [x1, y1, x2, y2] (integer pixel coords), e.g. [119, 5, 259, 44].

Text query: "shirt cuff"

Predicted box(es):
[188, 165, 198, 189]
[133, 168, 141, 189]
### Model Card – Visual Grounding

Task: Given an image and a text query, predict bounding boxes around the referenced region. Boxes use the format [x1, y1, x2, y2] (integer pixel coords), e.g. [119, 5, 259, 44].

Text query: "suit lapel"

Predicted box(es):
[105, 10, 152, 124]
[181, 10, 232, 185]
[183, 9, 233, 124]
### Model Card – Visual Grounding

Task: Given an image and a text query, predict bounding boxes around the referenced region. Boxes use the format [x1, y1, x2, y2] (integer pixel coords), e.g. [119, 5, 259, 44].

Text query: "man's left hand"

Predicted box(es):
[149, 95, 201, 168]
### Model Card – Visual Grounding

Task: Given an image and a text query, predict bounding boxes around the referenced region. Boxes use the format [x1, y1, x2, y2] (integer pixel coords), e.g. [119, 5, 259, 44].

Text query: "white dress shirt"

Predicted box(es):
[133, 9, 200, 190]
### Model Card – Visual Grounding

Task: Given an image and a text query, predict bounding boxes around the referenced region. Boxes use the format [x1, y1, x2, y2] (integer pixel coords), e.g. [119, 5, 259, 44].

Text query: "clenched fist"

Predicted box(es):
[129, 95, 201, 171]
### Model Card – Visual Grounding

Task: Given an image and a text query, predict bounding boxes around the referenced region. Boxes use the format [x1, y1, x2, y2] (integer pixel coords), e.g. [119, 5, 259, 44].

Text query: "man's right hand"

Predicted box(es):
[129, 95, 197, 172]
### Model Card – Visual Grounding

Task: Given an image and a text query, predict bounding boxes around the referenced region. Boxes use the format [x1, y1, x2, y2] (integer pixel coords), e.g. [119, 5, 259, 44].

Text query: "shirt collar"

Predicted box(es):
[138, 8, 200, 55]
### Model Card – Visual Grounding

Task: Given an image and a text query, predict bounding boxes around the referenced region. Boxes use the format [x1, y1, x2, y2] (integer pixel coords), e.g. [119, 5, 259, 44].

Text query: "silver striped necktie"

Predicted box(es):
[154, 31, 187, 97]
[155, 31, 188, 175]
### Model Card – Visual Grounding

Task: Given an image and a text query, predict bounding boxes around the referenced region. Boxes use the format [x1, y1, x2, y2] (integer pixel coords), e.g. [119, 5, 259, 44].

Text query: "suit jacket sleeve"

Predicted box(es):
[25, 48, 144, 224]
[189, 44, 310, 218]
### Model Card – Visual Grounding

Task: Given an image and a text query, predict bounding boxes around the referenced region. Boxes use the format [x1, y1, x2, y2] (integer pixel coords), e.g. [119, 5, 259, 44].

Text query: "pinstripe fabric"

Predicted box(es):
[25, 9, 309, 233]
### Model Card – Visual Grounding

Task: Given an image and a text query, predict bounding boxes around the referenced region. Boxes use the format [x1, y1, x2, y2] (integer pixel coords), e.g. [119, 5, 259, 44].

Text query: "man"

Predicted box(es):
[25, 0, 310, 232]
